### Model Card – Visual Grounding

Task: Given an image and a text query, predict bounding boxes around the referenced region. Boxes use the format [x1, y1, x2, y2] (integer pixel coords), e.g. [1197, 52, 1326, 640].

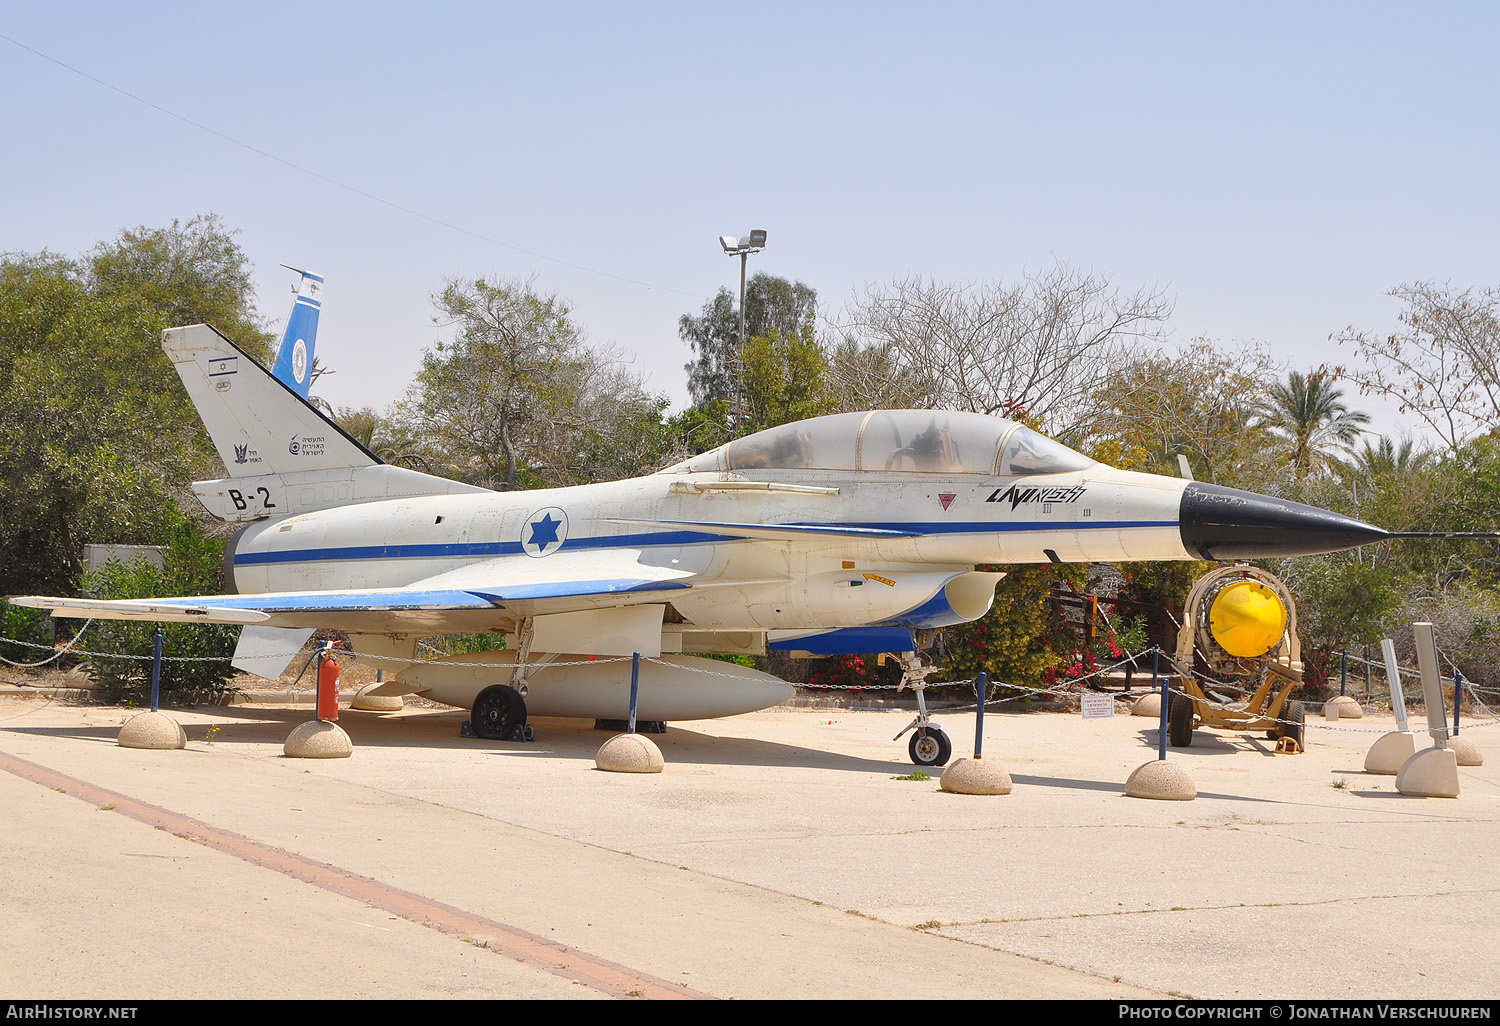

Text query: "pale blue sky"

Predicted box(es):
[4, 3, 1497, 443]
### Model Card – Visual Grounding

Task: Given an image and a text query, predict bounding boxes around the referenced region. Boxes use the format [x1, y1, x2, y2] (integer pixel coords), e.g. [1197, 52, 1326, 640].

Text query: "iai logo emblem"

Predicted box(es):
[292, 339, 308, 383]
[522, 507, 568, 557]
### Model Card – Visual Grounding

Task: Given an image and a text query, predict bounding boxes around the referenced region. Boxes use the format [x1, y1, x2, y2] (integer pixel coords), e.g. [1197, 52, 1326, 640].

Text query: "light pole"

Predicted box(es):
[718, 229, 766, 436]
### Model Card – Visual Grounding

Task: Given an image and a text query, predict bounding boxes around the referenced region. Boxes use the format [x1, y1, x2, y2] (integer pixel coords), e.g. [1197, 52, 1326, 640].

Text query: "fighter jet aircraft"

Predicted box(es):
[13, 323, 1394, 764]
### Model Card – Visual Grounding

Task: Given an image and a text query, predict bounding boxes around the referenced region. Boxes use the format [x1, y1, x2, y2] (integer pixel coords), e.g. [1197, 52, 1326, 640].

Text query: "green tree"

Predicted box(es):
[0, 217, 268, 595]
[740, 323, 833, 434]
[1290, 555, 1402, 656]
[1336, 436, 1445, 541]
[1261, 370, 1370, 480]
[78, 515, 239, 699]
[403, 276, 669, 488]
[1417, 433, 1500, 589]
[89, 214, 270, 362]
[679, 274, 818, 411]
[1079, 340, 1278, 487]
[941, 564, 1087, 691]
[334, 406, 429, 469]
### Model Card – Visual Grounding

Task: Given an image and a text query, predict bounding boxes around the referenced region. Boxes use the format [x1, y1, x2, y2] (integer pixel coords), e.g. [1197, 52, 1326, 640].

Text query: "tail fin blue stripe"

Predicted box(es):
[271, 269, 324, 398]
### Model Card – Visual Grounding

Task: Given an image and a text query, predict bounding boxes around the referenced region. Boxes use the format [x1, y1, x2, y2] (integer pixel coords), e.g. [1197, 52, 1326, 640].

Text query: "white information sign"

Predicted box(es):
[1080, 693, 1115, 719]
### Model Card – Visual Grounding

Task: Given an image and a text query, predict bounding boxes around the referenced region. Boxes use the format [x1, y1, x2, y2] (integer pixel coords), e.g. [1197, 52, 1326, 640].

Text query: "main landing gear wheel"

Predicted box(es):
[909, 725, 952, 767]
[471, 685, 528, 741]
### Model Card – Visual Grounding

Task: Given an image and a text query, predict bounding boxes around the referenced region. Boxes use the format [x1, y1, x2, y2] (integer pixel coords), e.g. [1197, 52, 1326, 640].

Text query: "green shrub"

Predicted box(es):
[0, 598, 56, 665]
[77, 519, 238, 700]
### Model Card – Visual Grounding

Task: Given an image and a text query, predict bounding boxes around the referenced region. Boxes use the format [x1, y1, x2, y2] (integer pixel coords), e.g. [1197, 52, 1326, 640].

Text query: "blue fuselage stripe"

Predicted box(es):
[234, 521, 1178, 566]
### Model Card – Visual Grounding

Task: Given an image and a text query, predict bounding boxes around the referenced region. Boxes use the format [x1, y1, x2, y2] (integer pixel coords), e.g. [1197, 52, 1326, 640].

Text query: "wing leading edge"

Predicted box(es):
[13, 566, 696, 634]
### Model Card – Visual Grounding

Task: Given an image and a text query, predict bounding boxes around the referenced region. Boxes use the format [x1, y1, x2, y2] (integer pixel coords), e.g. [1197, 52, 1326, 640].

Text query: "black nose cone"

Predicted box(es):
[1179, 482, 1388, 559]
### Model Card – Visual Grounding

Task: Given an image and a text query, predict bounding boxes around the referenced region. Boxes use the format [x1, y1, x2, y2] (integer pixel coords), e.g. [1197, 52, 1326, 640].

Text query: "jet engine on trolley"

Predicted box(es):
[1169, 564, 1309, 752]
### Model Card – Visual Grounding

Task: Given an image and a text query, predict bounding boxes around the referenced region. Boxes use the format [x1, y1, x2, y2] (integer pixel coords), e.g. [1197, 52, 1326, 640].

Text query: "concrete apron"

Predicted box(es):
[0, 696, 1496, 1000]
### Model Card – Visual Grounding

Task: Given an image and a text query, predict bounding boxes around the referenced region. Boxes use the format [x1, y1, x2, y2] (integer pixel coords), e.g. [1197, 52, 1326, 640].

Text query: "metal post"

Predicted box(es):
[628, 652, 641, 735]
[733, 252, 748, 439]
[1381, 638, 1409, 732]
[1413, 623, 1449, 749]
[1453, 669, 1463, 736]
[150, 632, 163, 713]
[1340, 649, 1348, 697]
[1154, 647, 1167, 761]
[738, 252, 748, 346]
[1364, 645, 1372, 699]
[974, 672, 987, 759]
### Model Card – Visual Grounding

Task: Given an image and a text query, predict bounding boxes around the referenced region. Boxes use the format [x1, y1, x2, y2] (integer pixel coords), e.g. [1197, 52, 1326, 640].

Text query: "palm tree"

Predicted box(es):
[1343, 435, 1432, 480]
[1262, 371, 1370, 479]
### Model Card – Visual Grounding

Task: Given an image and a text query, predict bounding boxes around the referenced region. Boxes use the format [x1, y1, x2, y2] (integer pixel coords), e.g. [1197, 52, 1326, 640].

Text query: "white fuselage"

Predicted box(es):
[226, 463, 1193, 642]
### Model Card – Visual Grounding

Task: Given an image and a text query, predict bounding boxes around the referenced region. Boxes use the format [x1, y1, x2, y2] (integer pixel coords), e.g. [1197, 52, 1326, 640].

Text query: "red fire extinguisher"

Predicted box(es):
[316, 643, 342, 721]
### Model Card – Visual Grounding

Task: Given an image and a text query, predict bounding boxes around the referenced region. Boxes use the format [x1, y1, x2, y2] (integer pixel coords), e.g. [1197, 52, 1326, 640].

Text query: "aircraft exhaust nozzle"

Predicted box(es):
[1178, 482, 1388, 560]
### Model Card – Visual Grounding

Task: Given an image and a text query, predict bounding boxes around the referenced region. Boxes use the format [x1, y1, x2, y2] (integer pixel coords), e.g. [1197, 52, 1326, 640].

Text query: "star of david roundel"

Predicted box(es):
[522, 506, 568, 557]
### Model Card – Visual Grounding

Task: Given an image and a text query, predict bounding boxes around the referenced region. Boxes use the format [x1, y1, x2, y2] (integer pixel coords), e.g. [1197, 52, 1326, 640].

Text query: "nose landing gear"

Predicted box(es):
[892, 653, 952, 767]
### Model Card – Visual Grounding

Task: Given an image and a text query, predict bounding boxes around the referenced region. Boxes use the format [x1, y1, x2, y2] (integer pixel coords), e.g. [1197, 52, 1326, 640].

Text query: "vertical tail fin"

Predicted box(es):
[165, 322, 376, 477]
[270, 267, 324, 398]
[165, 321, 490, 521]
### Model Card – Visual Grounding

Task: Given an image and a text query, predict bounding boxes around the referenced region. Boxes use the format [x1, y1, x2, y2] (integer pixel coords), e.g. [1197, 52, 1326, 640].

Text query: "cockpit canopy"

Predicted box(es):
[662, 410, 1095, 477]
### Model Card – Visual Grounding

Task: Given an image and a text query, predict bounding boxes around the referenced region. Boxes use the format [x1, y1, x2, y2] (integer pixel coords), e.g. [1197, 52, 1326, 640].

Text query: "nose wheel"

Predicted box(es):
[908, 725, 952, 767]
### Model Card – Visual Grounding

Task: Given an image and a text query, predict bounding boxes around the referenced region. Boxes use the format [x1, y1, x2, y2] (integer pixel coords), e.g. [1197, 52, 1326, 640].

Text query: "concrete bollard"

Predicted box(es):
[1364, 731, 1416, 775]
[940, 757, 1012, 794]
[118, 711, 187, 750]
[595, 733, 664, 773]
[284, 719, 353, 758]
[1124, 759, 1196, 801]
[351, 682, 404, 712]
[1324, 695, 1362, 719]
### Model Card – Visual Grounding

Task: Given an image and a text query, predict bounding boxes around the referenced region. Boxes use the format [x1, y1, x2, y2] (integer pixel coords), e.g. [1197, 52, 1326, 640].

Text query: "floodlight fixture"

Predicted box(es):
[719, 229, 767, 256]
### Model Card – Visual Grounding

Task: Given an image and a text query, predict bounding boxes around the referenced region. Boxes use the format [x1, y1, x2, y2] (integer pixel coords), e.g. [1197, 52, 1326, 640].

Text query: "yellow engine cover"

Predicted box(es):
[1208, 580, 1288, 659]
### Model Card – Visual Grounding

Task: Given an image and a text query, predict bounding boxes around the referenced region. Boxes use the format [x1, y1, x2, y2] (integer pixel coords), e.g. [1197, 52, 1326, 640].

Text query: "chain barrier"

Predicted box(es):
[5, 628, 1498, 735]
[0, 620, 97, 668]
[0, 630, 642, 672]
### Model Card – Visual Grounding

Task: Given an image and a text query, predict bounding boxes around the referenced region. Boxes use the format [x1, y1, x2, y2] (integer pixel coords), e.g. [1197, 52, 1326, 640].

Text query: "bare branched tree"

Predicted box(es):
[822, 335, 939, 414]
[833, 262, 1171, 435]
[1334, 282, 1500, 453]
